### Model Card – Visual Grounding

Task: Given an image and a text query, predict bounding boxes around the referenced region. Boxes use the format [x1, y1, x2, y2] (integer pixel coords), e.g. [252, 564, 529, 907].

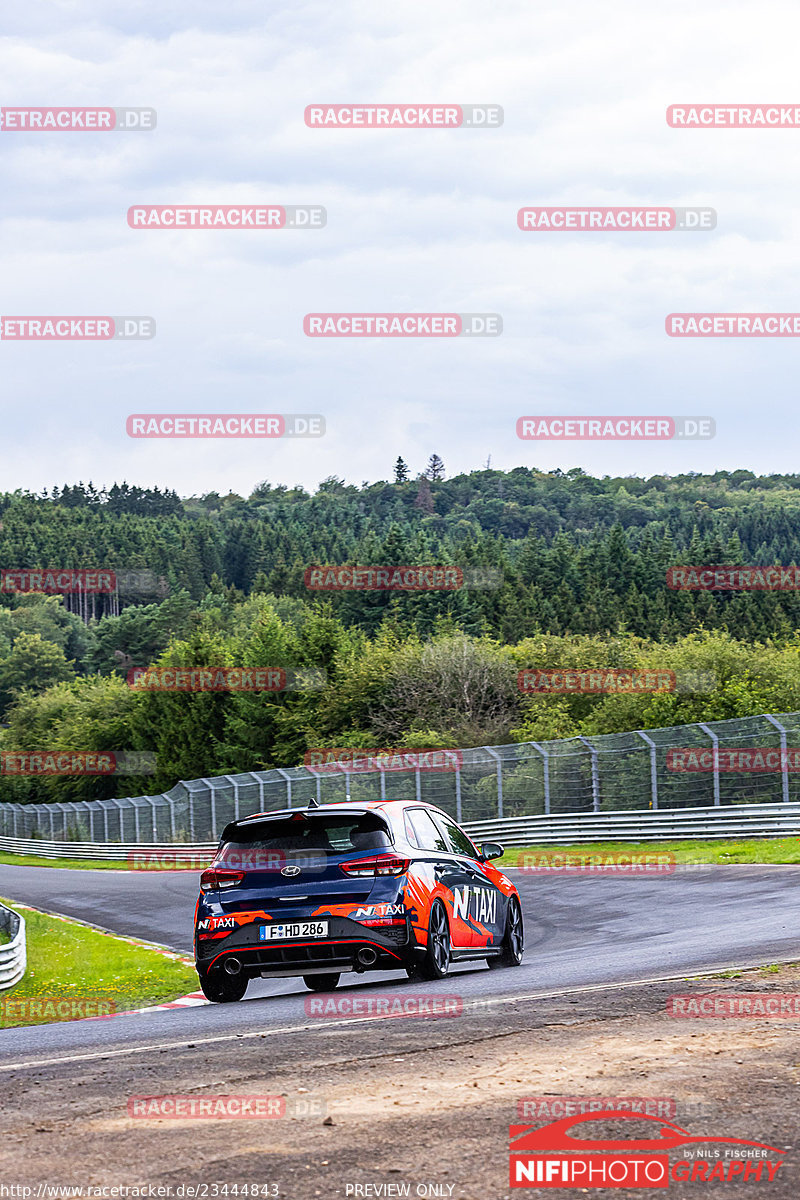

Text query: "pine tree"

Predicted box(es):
[393, 457, 410, 484]
[425, 454, 445, 482]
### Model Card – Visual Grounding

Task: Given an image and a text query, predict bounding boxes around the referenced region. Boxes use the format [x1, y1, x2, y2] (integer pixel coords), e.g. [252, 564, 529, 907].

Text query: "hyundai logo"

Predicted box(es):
[281, 865, 301, 877]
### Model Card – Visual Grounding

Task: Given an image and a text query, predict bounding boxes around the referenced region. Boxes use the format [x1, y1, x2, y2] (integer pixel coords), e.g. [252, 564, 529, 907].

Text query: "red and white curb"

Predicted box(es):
[0, 897, 208, 1018]
[123, 990, 210, 1014]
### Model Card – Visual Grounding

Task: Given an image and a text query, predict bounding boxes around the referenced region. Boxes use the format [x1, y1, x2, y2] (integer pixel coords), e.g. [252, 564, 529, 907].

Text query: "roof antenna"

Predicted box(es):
[307, 796, 321, 808]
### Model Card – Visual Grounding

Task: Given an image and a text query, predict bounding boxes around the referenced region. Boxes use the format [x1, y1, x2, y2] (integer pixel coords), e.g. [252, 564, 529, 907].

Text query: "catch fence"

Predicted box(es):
[1, 713, 799, 844]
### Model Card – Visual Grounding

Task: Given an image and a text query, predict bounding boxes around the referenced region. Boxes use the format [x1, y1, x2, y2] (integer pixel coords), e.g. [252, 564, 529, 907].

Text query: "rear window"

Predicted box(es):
[218, 812, 392, 862]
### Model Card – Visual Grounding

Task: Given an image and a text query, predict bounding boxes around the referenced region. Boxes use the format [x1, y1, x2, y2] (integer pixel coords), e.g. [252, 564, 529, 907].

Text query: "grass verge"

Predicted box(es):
[497, 838, 800, 867]
[2, 839, 800, 872]
[0, 898, 198, 1027]
[0, 851, 206, 871]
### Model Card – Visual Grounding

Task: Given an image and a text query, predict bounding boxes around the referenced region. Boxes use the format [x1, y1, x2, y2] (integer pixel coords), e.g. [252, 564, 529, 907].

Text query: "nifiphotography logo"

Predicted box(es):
[509, 1111, 785, 1188]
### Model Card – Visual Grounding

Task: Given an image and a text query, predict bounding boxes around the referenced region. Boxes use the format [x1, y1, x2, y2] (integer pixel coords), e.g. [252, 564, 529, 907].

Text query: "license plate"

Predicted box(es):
[259, 921, 328, 941]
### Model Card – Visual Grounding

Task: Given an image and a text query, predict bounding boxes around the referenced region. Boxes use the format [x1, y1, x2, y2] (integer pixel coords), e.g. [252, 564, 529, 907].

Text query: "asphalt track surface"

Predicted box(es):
[0, 862, 798, 1068]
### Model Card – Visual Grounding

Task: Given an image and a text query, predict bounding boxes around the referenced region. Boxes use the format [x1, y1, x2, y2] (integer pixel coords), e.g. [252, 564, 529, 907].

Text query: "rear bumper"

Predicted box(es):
[196, 915, 413, 977]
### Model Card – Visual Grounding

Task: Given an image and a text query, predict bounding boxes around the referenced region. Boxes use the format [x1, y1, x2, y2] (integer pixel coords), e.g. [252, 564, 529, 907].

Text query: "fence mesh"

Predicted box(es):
[1, 712, 799, 842]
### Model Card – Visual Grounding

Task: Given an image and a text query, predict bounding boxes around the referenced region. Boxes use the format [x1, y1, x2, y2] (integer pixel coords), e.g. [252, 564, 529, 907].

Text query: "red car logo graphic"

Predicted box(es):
[510, 1111, 785, 1155]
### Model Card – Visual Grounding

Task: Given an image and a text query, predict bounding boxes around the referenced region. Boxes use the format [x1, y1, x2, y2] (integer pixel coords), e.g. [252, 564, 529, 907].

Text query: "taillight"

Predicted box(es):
[340, 855, 410, 877]
[199, 868, 245, 892]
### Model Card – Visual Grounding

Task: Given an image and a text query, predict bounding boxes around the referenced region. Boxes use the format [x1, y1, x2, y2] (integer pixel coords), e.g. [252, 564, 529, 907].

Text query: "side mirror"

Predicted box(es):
[479, 842, 504, 862]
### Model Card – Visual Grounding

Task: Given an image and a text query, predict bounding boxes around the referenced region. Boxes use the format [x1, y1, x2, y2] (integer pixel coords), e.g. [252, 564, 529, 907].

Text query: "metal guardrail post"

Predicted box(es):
[636, 731, 659, 810]
[54, 802, 68, 839]
[765, 715, 790, 804]
[531, 743, 551, 815]
[109, 798, 124, 840]
[579, 737, 600, 812]
[201, 780, 216, 840]
[227, 776, 240, 821]
[698, 723, 720, 806]
[455, 763, 462, 823]
[147, 797, 158, 840]
[380, 769, 386, 800]
[247, 771, 265, 812]
[441, 752, 462, 822]
[415, 767, 421, 804]
[485, 748, 503, 819]
[276, 769, 292, 811]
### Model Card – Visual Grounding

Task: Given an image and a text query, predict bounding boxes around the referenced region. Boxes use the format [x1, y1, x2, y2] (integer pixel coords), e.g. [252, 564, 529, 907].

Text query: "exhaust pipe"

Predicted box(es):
[356, 947, 378, 968]
[224, 957, 242, 975]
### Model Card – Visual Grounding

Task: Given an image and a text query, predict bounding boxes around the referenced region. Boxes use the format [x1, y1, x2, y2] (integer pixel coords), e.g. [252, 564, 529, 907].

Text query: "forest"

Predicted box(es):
[1, 464, 800, 802]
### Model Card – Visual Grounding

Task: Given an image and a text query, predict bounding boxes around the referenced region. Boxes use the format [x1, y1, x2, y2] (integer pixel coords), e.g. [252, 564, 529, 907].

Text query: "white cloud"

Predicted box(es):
[1, 0, 799, 493]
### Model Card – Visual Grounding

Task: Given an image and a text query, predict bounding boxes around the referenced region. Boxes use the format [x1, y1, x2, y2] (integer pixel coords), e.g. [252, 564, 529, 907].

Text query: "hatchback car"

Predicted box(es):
[194, 798, 524, 1001]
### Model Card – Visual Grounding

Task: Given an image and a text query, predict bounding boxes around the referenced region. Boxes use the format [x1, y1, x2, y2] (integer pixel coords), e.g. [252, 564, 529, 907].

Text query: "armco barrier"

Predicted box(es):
[465, 802, 800, 846]
[4, 712, 800, 842]
[3, 802, 800, 860]
[0, 837, 216, 862]
[0, 902, 26, 989]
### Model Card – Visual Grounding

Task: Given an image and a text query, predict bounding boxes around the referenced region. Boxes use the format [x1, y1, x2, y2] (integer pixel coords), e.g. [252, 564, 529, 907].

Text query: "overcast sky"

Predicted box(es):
[1, 0, 798, 497]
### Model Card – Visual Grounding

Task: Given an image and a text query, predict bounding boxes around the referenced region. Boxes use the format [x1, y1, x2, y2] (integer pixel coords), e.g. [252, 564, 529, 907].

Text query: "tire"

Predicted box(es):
[408, 899, 451, 980]
[197, 968, 249, 1003]
[303, 973, 341, 992]
[487, 897, 524, 969]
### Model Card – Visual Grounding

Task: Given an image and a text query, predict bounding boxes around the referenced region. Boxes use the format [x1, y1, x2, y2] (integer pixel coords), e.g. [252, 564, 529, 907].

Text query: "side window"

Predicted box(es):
[438, 816, 478, 859]
[406, 808, 448, 853]
[403, 810, 419, 848]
